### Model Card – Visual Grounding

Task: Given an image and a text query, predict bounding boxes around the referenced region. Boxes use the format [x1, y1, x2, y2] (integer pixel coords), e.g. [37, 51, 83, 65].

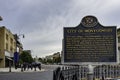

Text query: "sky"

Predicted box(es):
[1, 0, 120, 57]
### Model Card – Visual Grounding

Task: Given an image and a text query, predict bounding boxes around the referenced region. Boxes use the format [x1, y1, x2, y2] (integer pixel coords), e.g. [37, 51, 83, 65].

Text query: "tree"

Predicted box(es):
[20, 51, 33, 63]
[38, 57, 42, 62]
[53, 56, 61, 64]
[47, 59, 53, 64]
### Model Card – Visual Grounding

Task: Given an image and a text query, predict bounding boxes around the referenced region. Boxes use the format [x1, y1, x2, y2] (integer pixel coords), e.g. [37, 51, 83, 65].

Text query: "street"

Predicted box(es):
[0, 65, 60, 80]
[0, 71, 53, 80]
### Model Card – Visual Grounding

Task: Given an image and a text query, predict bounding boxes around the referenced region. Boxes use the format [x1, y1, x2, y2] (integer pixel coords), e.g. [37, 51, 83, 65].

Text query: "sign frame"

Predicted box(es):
[62, 16, 118, 65]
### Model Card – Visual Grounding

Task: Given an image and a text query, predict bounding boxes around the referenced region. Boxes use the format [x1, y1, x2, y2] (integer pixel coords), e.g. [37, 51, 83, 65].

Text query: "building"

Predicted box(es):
[53, 52, 60, 58]
[0, 26, 16, 68]
[45, 52, 60, 60]
[53, 52, 61, 64]
[14, 34, 23, 54]
[45, 55, 53, 60]
[44, 52, 61, 64]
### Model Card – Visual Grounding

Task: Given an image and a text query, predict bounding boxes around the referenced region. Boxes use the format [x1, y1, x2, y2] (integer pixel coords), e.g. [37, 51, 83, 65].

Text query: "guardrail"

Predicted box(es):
[53, 65, 120, 80]
[94, 65, 120, 79]
[53, 65, 79, 80]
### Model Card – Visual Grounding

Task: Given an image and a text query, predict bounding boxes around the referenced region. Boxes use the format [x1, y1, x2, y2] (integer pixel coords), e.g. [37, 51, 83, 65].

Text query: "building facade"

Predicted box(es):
[0, 26, 16, 68]
[14, 34, 23, 54]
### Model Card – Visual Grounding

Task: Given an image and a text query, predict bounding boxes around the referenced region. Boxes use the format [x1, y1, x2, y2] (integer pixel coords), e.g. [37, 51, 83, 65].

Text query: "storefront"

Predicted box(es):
[5, 51, 14, 67]
[0, 57, 3, 63]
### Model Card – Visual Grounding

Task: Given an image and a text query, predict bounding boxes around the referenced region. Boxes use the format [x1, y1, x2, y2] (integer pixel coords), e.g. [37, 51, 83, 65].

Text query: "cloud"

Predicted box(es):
[1, 0, 120, 57]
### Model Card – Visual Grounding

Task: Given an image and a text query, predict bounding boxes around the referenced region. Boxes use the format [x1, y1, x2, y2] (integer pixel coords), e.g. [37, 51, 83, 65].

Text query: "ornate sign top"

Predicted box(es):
[81, 16, 98, 27]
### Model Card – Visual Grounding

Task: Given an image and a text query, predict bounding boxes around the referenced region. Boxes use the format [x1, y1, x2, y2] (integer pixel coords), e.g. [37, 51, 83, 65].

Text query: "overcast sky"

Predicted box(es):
[1, 0, 120, 57]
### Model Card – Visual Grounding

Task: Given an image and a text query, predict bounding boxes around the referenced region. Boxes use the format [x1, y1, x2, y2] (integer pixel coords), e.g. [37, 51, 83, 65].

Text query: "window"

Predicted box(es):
[6, 43, 8, 50]
[10, 38, 13, 45]
[6, 34, 8, 40]
[14, 42, 16, 47]
[10, 46, 13, 52]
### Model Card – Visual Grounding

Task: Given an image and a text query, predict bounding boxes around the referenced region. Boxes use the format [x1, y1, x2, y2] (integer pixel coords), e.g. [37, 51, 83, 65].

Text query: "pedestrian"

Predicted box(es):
[31, 64, 33, 70]
[38, 63, 41, 70]
[23, 62, 27, 71]
[27, 63, 30, 70]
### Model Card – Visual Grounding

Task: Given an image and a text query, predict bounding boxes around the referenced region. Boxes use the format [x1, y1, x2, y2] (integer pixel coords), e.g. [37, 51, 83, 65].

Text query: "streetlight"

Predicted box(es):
[14, 34, 25, 70]
[17, 34, 25, 72]
[0, 16, 2, 20]
[18, 34, 25, 39]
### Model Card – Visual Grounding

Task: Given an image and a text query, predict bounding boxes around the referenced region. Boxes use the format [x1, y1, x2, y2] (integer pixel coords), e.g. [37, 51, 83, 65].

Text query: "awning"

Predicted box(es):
[5, 51, 13, 57]
[6, 56, 13, 61]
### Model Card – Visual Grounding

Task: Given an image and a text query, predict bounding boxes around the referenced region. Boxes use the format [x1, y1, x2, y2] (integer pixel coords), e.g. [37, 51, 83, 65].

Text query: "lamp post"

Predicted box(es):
[0, 16, 3, 21]
[14, 34, 24, 70]
[8, 54, 12, 72]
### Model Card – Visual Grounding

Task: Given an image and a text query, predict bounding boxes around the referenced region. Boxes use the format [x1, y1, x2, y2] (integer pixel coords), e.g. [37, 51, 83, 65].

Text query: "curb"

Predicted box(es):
[0, 68, 45, 73]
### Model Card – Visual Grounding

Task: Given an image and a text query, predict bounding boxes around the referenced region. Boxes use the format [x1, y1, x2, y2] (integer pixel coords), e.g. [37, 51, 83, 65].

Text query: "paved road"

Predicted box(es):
[0, 65, 61, 80]
[0, 71, 53, 80]
[42, 64, 61, 71]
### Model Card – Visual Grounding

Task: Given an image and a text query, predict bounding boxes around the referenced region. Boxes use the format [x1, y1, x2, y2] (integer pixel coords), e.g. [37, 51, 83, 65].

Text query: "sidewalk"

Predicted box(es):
[0, 67, 45, 73]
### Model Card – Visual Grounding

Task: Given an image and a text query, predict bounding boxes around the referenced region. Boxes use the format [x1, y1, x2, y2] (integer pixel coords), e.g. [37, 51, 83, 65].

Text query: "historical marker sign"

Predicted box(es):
[63, 16, 117, 63]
